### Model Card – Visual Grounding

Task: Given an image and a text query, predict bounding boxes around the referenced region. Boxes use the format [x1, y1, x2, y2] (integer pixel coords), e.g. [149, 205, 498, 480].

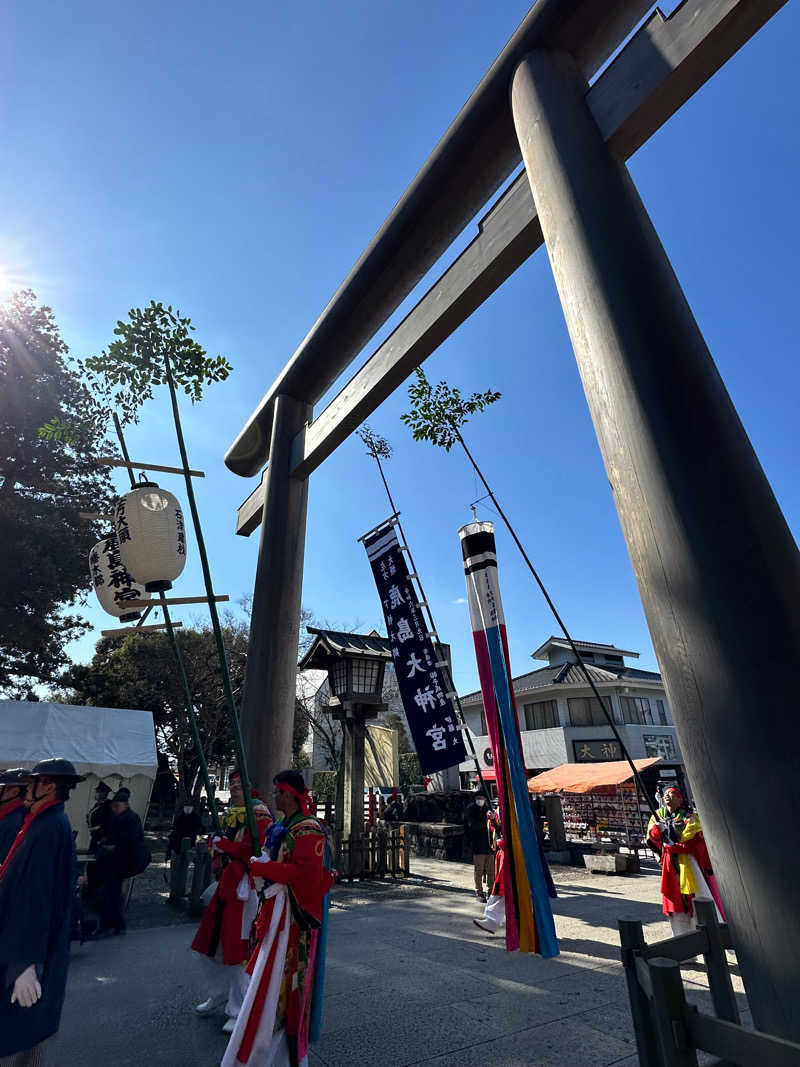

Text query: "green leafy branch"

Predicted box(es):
[400, 367, 500, 452]
[356, 423, 393, 461]
[81, 300, 232, 425]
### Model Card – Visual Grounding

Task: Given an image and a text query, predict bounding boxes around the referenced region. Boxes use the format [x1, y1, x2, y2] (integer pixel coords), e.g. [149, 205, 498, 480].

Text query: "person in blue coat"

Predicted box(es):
[0, 758, 82, 1065]
[0, 768, 27, 861]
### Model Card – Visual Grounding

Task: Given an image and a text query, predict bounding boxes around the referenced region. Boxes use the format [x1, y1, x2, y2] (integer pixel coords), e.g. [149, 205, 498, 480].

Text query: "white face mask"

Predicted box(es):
[476, 797, 486, 807]
[183, 807, 193, 815]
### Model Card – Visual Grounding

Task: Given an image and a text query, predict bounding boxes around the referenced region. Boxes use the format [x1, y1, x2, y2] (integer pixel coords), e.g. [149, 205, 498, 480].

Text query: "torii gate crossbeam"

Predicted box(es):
[227, 0, 799, 1040]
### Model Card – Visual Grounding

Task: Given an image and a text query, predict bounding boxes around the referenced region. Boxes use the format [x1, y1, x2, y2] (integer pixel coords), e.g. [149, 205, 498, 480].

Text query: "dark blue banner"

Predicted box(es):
[363, 521, 466, 775]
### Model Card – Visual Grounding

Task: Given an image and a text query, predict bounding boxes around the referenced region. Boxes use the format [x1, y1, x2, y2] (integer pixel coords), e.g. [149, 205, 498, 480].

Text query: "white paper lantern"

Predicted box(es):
[114, 481, 187, 592]
[89, 534, 151, 622]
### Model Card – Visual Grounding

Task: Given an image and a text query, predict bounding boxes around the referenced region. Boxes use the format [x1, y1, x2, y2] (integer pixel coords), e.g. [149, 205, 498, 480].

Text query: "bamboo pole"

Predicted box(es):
[159, 358, 261, 854]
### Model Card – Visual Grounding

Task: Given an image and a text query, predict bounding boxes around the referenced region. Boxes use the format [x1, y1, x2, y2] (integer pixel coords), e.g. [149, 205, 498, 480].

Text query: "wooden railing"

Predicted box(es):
[619, 899, 800, 1066]
[336, 826, 410, 880]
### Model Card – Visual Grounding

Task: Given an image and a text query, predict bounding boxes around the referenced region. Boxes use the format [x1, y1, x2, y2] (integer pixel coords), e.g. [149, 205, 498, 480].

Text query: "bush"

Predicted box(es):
[399, 753, 422, 792]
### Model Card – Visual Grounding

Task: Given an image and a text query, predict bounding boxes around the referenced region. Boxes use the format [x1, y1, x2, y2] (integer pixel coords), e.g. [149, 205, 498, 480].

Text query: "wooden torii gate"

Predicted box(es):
[225, 0, 799, 1040]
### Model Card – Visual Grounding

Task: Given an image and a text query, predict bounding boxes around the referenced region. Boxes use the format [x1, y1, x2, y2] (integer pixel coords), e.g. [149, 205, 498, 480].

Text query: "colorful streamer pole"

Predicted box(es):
[460, 520, 558, 958]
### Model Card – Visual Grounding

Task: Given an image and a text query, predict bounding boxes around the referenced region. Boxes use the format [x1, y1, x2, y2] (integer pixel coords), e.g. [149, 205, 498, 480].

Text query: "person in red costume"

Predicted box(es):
[221, 769, 334, 1067]
[192, 770, 271, 1033]
[647, 784, 724, 936]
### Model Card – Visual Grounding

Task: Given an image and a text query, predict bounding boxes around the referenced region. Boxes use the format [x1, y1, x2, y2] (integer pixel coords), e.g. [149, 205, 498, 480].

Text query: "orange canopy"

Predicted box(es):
[527, 758, 660, 794]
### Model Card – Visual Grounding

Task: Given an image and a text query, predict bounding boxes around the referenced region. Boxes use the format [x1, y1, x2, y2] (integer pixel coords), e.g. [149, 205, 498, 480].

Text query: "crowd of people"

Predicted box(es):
[190, 768, 334, 1067]
[0, 760, 334, 1067]
[0, 755, 722, 1067]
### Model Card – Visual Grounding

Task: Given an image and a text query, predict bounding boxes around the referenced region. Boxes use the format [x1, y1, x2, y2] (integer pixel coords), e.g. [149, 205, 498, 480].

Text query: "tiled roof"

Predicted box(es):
[298, 627, 392, 670]
[531, 635, 639, 661]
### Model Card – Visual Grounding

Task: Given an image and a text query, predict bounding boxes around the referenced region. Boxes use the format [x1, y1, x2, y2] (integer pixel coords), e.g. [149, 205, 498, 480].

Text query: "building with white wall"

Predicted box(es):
[458, 636, 686, 793]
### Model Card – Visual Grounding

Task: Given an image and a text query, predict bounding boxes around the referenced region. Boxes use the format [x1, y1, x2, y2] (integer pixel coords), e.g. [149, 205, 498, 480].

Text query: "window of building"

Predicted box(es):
[479, 708, 488, 735]
[523, 699, 559, 730]
[567, 697, 611, 726]
[656, 699, 668, 725]
[605, 654, 624, 664]
[620, 696, 653, 725]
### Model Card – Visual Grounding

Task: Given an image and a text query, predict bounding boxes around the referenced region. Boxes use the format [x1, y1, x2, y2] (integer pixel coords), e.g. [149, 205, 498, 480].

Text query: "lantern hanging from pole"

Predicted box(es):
[89, 534, 151, 623]
[114, 480, 187, 592]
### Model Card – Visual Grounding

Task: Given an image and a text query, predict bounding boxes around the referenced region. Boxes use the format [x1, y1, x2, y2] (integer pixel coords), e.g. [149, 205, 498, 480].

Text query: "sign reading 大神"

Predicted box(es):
[363, 522, 466, 775]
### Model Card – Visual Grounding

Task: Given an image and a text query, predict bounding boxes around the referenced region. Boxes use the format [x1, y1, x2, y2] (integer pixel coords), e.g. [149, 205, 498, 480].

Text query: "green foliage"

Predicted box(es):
[312, 771, 337, 803]
[400, 367, 500, 451]
[356, 423, 392, 461]
[0, 290, 114, 694]
[399, 752, 422, 792]
[82, 300, 232, 425]
[61, 613, 248, 794]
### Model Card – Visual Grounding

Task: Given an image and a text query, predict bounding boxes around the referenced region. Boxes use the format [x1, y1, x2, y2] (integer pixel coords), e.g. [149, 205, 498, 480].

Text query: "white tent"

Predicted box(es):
[0, 700, 157, 852]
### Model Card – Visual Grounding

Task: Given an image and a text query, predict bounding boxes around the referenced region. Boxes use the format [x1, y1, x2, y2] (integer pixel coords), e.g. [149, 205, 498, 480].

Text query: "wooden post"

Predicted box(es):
[239, 395, 311, 793]
[511, 47, 800, 1041]
[649, 958, 698, 1067]
[619, 918, 661, 1067]
[169, 836, 192, 903]
[189, 840, 212, 917]
[694, 899, 740, 1024]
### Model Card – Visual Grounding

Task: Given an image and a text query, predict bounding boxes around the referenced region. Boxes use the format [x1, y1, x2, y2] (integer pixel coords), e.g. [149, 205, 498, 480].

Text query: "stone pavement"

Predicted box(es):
[48, 856, 748, 1067]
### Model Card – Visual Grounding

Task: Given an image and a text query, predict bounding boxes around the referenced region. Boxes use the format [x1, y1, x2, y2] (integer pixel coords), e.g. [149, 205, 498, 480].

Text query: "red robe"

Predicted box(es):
[225, 815, 333, 1066]
[192, 808, 272, 966]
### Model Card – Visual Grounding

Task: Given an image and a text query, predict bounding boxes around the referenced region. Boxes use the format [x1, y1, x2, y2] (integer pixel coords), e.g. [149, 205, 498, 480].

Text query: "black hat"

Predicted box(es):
[0, 767, 27, 786]
[27, 758, 86, 783]
[112, 787, 131, 803]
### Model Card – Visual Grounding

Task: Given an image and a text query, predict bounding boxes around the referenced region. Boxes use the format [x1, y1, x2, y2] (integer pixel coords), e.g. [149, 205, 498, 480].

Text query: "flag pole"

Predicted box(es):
[453, 426, 657, 820]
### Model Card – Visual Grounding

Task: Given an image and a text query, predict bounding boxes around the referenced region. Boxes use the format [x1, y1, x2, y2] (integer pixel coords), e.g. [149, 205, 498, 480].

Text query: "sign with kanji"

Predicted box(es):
[573, 738, 623, 763]
[643, 734, 676, 760]
[363, 522, 466, 774]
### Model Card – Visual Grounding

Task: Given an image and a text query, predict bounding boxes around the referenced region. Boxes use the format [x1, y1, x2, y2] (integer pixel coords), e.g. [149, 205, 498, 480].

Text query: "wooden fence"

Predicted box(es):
[619, 899, 800, 1066]
[336, 826, 410, 880]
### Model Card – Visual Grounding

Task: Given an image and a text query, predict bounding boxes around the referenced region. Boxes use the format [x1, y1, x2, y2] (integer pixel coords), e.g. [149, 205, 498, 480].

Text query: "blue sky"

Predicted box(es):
[1, 1, 797, 695]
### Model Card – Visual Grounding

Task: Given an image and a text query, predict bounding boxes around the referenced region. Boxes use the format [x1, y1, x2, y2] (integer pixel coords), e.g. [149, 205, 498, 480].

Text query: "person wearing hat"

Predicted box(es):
[0, 769, 27, 862]
[647, 784, 725, 935]
[0, 758, 83, 1066]
[191, 769, 272, 1034]
[92, 786, 150, 936]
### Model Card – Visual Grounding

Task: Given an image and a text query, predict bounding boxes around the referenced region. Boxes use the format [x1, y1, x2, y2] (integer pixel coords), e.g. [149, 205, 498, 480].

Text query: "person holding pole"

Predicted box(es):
[647, 785, 724, 936]
[221, 769, 334, 1067]
[192, 769, 272, 1033]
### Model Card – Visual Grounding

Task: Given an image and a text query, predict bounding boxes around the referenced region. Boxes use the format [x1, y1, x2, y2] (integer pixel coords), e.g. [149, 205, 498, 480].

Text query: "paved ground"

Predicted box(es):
[48, 856, 748, 1067]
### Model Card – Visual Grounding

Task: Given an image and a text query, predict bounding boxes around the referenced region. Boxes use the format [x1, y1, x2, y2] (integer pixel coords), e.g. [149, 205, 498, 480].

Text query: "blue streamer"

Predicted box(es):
[308, 840, 332, 1042]
[485, 624, 559, 957]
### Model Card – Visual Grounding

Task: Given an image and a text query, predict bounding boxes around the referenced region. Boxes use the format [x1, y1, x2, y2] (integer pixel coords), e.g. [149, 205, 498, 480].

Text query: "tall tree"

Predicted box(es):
[61, 613, 248, 797]
[0, 291, 112, 695]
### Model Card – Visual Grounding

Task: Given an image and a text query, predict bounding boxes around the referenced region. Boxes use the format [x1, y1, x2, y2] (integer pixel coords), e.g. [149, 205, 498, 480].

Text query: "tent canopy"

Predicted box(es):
[0, 701, 157, 780]
[527, 758, 660, 794]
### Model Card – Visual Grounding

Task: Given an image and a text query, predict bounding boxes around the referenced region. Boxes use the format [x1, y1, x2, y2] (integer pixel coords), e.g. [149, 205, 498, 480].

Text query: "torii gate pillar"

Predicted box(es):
[239, 394, 311, 793]
[511, 49, 800, 1041]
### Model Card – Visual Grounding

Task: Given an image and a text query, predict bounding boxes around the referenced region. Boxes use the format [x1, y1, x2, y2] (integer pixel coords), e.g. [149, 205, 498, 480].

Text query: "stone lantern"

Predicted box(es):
[299, 627, 391, 845]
